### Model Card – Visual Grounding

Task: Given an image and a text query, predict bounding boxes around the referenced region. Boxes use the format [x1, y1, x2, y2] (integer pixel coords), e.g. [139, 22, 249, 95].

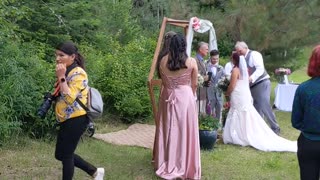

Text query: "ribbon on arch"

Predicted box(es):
[186, 17, 218, 56]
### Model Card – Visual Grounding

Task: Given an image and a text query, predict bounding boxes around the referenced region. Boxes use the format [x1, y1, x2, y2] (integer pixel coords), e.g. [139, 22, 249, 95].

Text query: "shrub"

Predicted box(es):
[199, 114, 221, 131]
[100, 36, 156, 123]
[0, 41, 56, 142]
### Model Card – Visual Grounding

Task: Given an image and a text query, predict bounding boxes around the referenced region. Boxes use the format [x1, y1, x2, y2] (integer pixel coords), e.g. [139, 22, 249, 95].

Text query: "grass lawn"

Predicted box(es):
[0, 68, 310, 180]
[0, 113, 300, 180]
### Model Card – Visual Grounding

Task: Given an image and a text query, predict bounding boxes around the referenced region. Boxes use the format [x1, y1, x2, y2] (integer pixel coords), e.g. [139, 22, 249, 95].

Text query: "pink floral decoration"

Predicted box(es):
[275, 68, 291, 75]
[192, 17, 200, 31]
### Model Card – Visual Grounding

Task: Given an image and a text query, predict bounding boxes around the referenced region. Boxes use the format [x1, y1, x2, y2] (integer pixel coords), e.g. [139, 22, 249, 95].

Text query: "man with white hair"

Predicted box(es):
[195, 42, 209, 114]
[235, 41, 280, 135]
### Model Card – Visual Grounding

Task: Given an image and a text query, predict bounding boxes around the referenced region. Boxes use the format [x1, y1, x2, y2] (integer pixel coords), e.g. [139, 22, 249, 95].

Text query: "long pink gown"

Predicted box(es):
[154, 67, 201, 180]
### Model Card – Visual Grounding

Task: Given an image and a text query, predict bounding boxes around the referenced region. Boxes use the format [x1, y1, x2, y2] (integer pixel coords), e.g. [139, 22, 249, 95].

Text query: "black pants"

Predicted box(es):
[55, 115, 96, 180]
[297, 133, 320, 180]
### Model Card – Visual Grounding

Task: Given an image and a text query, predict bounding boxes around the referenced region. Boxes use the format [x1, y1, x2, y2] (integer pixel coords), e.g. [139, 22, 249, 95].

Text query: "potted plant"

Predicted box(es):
[198, 113, 221, 150]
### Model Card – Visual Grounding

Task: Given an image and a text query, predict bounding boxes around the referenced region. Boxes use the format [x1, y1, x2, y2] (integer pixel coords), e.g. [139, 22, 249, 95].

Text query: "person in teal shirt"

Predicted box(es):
[292, 45, 320, 180]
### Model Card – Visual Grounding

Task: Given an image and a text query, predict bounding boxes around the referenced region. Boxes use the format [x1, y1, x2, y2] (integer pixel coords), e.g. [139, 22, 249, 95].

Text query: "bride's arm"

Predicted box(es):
[226, 67, 240, 96]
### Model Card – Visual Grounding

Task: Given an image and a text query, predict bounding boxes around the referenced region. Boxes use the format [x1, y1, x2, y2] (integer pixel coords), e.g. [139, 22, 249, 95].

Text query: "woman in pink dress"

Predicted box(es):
[154, 33, 201, 179]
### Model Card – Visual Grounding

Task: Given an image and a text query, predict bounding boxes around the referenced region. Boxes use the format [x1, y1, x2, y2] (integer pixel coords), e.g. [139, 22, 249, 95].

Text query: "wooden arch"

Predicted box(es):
[147, 17, 190, 121]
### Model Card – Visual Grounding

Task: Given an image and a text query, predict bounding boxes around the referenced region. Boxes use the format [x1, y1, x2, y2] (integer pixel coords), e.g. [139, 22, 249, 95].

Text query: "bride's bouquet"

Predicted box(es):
[217, 75, 230, 93]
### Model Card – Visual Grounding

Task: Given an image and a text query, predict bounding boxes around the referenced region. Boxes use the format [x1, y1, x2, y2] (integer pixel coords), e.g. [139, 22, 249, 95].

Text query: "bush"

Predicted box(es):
[0, 41, 56, 142]
[100, 36, 156, 123]
[199, 114, 221, 131]
[264, 47, 310, 81]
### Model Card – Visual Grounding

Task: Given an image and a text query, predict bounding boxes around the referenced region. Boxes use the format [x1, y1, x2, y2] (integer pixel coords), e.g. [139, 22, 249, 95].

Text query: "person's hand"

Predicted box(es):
[56, 63, 66, 79]
[249, 77, 253, 83]
[204, 75, 209, 81]
[223, 101, 230, 109]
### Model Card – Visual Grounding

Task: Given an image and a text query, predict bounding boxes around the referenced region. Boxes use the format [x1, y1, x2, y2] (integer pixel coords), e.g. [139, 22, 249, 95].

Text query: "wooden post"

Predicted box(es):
[147, 17, 190, 123]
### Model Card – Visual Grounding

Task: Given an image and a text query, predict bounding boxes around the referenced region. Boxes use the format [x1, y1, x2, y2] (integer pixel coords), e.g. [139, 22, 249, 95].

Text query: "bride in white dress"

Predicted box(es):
[223, 53, 297, 152]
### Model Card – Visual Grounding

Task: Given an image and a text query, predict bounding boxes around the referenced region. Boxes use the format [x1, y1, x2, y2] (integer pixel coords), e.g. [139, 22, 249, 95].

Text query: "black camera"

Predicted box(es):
[85, 120, 95, 137]
[37, 92, 55, 119]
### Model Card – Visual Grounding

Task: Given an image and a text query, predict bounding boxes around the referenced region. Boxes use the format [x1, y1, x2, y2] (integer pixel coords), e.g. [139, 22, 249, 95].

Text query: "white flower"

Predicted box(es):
[217, 75, 230, 93]
[198, 74, 204, 87]
[226, 75, 231, 81]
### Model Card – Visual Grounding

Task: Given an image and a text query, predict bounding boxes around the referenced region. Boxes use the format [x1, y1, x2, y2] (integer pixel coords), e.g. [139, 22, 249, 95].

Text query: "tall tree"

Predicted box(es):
[163, 0, 320, 70]
[132, 0, 169, 33]
[131, 0, 320, 70]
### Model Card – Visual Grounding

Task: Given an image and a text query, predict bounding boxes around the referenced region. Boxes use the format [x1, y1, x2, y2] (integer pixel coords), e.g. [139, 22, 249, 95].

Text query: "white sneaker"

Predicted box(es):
[94, 168, 105, 180]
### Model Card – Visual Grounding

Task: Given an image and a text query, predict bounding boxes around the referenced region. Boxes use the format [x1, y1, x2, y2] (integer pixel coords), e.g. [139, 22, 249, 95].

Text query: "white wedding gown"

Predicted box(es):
[223, 78, 297, 152]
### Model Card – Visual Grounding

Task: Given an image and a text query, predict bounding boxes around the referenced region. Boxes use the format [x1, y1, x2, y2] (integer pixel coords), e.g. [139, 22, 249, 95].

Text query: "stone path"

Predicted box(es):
[93, 123, 156, 149]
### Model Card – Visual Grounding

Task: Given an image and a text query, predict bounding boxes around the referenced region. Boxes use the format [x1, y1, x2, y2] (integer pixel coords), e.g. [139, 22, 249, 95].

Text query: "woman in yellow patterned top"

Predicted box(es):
[54, 41, 104, 180]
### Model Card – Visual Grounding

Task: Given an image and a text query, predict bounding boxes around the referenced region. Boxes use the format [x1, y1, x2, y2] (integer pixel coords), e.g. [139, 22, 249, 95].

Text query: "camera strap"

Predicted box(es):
[52, 80, 60, 97]
[76, 95, 89, 111]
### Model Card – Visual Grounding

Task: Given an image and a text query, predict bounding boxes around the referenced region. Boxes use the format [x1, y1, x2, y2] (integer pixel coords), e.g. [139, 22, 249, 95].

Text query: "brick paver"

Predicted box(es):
[93, 124, 155, 149]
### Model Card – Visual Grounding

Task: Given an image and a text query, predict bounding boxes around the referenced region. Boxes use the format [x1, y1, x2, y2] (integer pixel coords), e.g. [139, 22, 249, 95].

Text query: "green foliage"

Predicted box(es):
[0, 111, 300, 179]
[205, 0, 320, 69]
[0, 41, 56, 142]
[0, 0, 317, 141]
[101, 37, 156, 123]
[267, 47, 312, 81]
[199, 114, 221, 131]
[82, 35, 156, 123]
[8, 0, 142, 54]
[102, 0, 142, 45]
[137, 0, 319, 71]
[7, 1, 72, 51]
[0, 120, 22, 146]
[217, 34, 234, 57]
[132, 0, 169, 34]
[0, 0, 157, 139]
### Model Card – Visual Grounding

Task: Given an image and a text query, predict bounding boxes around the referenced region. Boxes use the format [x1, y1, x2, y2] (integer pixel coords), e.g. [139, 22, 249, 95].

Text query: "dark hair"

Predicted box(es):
[232, 52, 240, 68]
[56, 41, 85, 70]
[210, 49, 219, 56]
[307, 45, 320, 77]
[167, 33, 188, 71]
[156, 31, 176, 77]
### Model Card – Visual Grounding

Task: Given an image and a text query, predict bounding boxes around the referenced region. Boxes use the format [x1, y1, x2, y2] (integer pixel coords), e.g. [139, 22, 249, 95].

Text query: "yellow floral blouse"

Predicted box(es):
[55, 67, 88, 123]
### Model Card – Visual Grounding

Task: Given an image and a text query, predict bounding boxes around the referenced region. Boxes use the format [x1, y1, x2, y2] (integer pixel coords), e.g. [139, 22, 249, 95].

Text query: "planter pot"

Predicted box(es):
[199, 130, 218, 150]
